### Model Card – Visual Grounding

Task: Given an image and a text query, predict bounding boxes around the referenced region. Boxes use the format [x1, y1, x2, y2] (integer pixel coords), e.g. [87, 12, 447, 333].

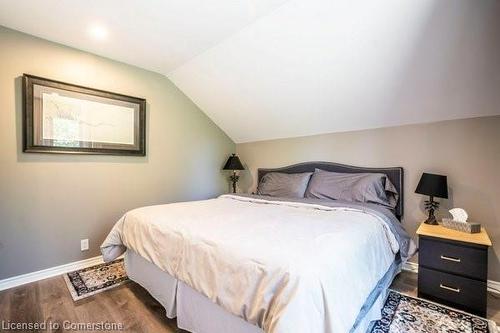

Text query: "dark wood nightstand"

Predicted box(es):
[417, 223, 492, 317]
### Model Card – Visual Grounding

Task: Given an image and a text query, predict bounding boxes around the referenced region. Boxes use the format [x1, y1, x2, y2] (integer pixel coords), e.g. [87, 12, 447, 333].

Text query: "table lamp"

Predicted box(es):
[223, 154, 244, 193]
[415, 172, 448, 225]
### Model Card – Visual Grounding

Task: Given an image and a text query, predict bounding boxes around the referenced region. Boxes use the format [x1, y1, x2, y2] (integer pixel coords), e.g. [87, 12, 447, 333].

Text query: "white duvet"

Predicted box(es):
[101, 195, 399, 333]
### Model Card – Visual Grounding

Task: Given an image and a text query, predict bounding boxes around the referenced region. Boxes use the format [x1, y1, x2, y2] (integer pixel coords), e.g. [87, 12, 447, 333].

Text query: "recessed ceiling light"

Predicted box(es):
[88, 24, 108, 41]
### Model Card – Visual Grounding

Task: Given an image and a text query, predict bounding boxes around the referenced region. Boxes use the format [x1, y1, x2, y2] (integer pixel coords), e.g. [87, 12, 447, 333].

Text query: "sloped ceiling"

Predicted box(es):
[0, 0, 288, 73]
[1, 0, 499, 143]
[169, 0, 500, 143]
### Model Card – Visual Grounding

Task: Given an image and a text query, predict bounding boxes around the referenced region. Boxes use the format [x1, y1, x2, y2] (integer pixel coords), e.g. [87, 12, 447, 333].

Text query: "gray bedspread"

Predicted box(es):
[234, 194, 417, 262]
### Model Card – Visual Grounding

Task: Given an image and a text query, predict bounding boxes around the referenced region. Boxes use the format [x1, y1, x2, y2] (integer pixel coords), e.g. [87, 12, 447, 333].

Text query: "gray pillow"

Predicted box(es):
[257, 172, 313, 198]
[304, 169, 399, 209]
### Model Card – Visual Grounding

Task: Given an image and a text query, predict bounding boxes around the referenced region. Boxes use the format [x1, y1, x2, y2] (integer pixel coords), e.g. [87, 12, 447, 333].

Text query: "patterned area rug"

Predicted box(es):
[64, 258, 129, 301]
[369, 290, 497, 333]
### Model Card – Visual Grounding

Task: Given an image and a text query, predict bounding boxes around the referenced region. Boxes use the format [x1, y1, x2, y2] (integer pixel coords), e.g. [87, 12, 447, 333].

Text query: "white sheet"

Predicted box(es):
[102, 195, 398, 333]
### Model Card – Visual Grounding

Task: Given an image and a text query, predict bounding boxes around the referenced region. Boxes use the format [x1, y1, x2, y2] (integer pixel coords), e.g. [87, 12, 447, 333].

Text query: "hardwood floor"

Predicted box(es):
[0, 271, 498, 332]
[0, 275, 181, 333]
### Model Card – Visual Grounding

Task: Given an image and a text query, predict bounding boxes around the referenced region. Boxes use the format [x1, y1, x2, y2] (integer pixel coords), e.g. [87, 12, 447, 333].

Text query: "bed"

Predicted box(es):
[101, 161, 416, 333]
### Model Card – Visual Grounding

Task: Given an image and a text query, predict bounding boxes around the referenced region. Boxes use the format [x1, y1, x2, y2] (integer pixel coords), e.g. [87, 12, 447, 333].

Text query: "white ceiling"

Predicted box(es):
[170, 0, 500, 142]
[0, 0, 287, 73]
[2, 0, 499, 143]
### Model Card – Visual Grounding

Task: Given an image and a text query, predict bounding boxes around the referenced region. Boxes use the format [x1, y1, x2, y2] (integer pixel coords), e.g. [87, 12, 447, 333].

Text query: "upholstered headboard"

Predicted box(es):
[257, 161, 404, 220]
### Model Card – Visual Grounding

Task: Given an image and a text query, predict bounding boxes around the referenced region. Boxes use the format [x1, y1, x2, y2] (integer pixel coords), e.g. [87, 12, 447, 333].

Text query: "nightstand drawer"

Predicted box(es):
[418, 266, 486, 316]
[419, 237, 487, 280]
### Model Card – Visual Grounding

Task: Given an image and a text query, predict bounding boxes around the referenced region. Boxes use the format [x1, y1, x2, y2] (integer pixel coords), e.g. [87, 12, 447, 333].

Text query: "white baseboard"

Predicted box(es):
[403, 261, 419, 274]
[487, 279, 500, 295]
[0, 255, 104, 291]
[402, 262, 500, 295]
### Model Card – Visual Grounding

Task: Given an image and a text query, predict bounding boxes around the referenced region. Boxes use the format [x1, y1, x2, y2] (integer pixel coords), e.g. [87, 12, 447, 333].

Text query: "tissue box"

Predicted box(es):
[441, 218, 481, 233]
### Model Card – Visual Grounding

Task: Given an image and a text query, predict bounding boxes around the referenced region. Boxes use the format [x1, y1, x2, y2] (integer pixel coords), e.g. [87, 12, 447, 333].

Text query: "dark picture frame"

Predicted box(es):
[22, 74, 146, 156]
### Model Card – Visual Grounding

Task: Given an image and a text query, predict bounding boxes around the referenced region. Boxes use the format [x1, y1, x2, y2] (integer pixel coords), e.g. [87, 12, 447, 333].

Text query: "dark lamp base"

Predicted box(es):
[229, 171, 239, 194]
[424, 196, 440, 225]
[424, 216, 439, 225]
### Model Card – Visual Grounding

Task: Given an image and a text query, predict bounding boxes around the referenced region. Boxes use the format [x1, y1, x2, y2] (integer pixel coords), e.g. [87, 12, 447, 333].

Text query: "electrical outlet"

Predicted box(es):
[81, 239, 89, 251]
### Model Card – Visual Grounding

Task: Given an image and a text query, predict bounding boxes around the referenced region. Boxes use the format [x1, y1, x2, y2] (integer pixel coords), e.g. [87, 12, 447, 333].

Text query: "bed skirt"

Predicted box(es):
[124, 249, 401, 333]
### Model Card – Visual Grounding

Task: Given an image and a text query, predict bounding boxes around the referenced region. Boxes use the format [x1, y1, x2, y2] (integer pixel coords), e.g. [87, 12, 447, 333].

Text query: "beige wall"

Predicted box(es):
[237, 116, 500, 280]
[0, 27, 234, 279]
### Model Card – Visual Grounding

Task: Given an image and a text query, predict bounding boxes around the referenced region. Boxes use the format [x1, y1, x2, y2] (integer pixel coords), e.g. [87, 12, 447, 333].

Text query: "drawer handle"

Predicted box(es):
[440, 284, 460, 293]
[440, 255, 461, 263]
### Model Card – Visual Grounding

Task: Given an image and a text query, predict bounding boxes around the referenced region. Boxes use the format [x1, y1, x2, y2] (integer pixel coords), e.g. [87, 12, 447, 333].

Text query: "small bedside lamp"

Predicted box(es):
[415, 172, 448, 225]
[223, 154, 245, 193]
